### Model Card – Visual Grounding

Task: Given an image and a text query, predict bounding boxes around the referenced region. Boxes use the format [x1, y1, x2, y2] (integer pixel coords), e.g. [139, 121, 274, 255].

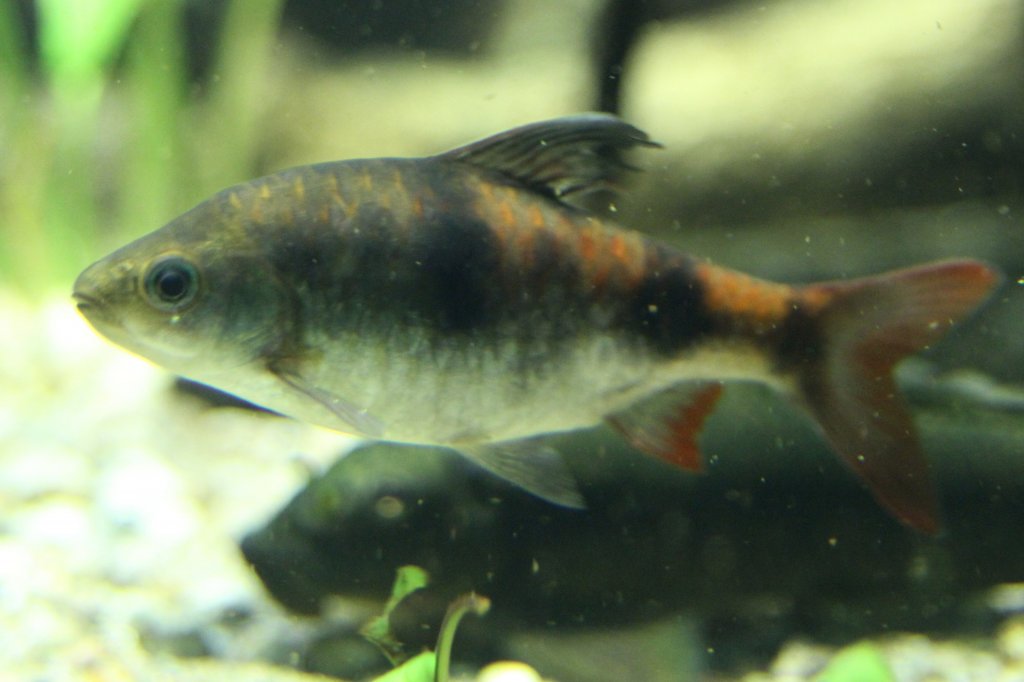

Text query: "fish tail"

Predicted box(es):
[787, 259, 1001, 533]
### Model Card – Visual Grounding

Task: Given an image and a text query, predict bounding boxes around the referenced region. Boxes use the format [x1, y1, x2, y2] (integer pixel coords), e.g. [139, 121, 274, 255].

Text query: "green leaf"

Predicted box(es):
[370, 652, 436, 682]
[387, 565, 431, 609]
[362, 566, 431, 665]
[814, 642, 895, 682]
[359, 569, 491, 682]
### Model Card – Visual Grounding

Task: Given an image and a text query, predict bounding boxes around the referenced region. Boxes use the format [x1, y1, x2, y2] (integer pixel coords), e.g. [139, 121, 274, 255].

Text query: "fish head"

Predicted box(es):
[73, 211, 288, 377]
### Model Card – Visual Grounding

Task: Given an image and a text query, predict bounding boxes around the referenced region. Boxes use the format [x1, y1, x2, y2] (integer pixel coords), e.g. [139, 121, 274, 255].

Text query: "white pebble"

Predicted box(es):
[477, 660, 544, 682]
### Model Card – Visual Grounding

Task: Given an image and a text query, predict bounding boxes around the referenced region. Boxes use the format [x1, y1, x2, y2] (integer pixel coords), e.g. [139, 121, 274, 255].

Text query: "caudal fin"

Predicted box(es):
[795, 259, 1001, 534]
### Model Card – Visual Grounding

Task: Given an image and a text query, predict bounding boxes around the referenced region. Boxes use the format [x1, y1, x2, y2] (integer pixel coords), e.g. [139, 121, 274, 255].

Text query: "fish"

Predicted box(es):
[73, 113, 1001, 534]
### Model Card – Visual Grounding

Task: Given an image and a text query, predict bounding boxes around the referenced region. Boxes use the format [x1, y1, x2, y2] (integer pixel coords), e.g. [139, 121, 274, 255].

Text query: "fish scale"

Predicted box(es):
[73, 113, 1001, 533]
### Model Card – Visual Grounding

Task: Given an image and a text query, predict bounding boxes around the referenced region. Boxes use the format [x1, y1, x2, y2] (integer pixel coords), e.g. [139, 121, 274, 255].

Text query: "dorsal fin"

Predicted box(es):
[440, 113, 661, 200]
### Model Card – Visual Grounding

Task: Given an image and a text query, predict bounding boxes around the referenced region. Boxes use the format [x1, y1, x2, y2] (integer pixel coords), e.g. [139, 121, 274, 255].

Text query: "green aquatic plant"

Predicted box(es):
[373, 652, 438, 682]
[0, 0, 284, 294]
[814, 642, 895, 682]
[362, 565, 432, 665]
[363, 566, 492, 682]
[1, 0, 147, 291]
[432, 593, 492, 682]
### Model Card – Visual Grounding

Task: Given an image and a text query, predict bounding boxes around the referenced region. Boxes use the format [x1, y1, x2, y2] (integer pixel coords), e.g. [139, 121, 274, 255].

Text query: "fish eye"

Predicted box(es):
[374, 495, 406, 520]
[143, 256, 200, 311]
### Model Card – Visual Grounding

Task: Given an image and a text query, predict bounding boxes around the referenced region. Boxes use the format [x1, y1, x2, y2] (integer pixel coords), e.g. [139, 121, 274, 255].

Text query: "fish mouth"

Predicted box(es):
[72, 290, 103, 314]
[72, 261, 112, 320]
[71, 288, 117, 330]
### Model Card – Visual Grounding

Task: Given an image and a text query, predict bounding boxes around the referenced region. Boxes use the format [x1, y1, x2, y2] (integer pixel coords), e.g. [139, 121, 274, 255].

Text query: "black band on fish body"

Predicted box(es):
[406, 214, 502, 335]
[621, 259, 716, 356]
[772, 304, 826, 375]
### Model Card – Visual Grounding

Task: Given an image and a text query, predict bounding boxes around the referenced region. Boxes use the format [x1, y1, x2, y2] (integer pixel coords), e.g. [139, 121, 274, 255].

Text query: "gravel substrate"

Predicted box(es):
[741, 621, 1024, 682]
[0, 293, 355, 681]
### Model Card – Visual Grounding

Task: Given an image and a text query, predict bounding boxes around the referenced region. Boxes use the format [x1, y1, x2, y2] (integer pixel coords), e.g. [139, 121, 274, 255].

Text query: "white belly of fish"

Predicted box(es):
[299, 332, 662, 445]
[185, 330, 781, 447]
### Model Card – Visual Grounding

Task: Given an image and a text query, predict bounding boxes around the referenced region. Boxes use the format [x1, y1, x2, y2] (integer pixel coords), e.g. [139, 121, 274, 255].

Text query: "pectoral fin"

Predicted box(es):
[269, 364, 385, 438]
[461, 440, 586, 509]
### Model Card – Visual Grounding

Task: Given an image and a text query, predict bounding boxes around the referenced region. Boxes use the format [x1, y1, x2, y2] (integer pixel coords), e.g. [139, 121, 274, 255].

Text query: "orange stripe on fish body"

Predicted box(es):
[247, 193, 265, 223]
[553, 220, 648, 295]
[358, 170, 374, 192]
[607, 232, 646, 288]
[695, 262, 795, 335]
[506, 202, 533, 267]
[497, 200, 516, 232]
[471, 188, 641, 297]
[325, 174, 349, 215]
[574, 228, 610, 291]
[528, 205, 545, 229]
[484, 197, 520, 258]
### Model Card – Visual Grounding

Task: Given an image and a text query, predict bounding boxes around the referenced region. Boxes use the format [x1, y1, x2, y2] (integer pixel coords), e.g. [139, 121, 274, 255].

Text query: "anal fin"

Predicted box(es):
[461, 440, 586, 509]
[606, 382, 724, 472]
